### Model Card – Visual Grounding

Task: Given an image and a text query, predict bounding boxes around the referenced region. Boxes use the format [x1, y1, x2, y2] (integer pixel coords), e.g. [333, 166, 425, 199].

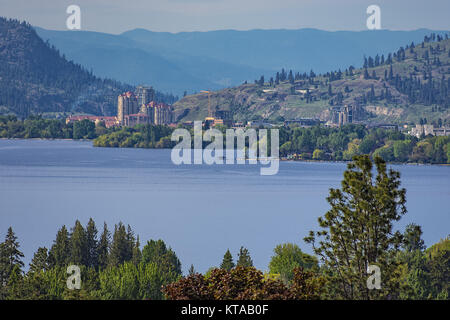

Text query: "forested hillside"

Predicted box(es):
[174, 33, 450, 125]
[0, 18, 176, 118]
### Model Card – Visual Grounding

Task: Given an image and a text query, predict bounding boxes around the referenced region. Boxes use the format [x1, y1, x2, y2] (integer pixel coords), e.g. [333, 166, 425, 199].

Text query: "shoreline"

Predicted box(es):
[1, 138, 449, 167]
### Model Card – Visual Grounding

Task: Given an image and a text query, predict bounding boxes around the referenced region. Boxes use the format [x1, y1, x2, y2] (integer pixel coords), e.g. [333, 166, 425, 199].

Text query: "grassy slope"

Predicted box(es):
[173, 38, 450, 124]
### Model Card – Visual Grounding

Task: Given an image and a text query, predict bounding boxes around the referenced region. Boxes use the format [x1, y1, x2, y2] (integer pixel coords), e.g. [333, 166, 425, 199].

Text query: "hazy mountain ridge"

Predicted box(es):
[35, 27, 447, 96]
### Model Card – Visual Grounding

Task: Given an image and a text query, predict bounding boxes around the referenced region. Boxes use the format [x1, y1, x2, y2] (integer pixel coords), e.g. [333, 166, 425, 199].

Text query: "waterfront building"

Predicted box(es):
[135, 86, 155, 106]
[117, 92, 139, 125]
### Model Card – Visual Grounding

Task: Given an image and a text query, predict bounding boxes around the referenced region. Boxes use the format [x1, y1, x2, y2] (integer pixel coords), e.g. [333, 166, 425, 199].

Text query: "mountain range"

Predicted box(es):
[35, 27, 448, 96]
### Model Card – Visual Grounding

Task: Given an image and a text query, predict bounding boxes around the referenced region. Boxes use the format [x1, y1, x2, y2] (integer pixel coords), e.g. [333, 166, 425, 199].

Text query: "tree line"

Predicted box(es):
[0, 219, 182, 299]
[278, 124, 450, 164]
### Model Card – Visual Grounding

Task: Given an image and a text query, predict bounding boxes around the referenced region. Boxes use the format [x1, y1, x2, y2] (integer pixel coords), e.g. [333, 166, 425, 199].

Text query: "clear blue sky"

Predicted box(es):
[0, 0, 449, 34]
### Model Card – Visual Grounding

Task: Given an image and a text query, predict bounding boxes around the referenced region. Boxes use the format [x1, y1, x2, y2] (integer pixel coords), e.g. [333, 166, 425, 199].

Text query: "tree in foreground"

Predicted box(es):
[163, 266, 325, 300]
[269, 243, 318, 284]
[236, 246, 253, 268]
[220, 249, 235, 271]
[141, 239, 182, 276]
[0, 227, 25, 298]
[304, 155, 407, 299]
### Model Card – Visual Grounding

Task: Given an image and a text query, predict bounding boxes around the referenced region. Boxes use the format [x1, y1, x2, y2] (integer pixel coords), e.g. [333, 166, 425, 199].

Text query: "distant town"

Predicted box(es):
[65, 85, 450, 140]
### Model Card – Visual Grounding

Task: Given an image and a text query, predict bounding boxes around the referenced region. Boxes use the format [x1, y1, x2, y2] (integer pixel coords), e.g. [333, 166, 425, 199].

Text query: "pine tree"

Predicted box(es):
[0, 227, 24, 290]
[97, 222, 110, 270]
[141, 239, 182, 275]
[49, 225, 70, 267]
[220, 249, 235, 271]
[69, 220, 87, 265]
[236, 246, 253, 267]
[85, 218, 98, 268]
[305, 155, 407, 299]
[288, 70, 294, 84]
[364, 68, 370, 79]
[132, 235, 142, 265]
[29, 247, 49, 273]
[6, 264, 23, 299]
[188, 264, 196, 276]
[109, 222, 133, 266]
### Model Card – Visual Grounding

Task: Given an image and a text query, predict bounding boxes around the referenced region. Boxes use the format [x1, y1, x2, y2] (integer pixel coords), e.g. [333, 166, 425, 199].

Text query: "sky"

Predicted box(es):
[0, 0, 449, 34]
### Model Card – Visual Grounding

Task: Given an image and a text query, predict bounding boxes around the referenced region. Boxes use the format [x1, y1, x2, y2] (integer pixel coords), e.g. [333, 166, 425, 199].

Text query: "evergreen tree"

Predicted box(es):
[236, 246, 253, 267]
[69, 220, 87, 265]
[0, 227, 24, 292]
[188, 264, 196, 276]
[288, 70, 294, 84]
[258, 75, 265, 86]
[109, 222, 132, 267]
[364, 68, 370, 79]
[49, 225, 70, 267]
[85, 218, 98, 269]
[6, 264, 23, 299]
[305, 155, 407, 299]
[132, 235, 142, 265]
[97, 222, 110, 270]
[403, 224, 426, 252]
[141, 239, 182, 276]
[29, 247, 49, 273]
[220, 249, 235, 271]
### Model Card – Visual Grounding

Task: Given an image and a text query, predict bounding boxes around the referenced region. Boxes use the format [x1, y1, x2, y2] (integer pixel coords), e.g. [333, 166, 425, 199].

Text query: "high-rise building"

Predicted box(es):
[154, 103, 172, 125]
[330, 104, 362, 126]
[135, 86, 155, 106]
[140, 101, 156, 124]
[118, 89, 173, 127]
[117, 92, 138, 124]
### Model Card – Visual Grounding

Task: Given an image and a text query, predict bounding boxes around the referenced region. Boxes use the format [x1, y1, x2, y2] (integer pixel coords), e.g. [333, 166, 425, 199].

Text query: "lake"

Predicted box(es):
[0, 139, 449, 273]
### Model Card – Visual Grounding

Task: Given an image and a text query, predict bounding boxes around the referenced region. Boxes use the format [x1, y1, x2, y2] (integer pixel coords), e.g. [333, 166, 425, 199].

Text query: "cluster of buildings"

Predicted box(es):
[66, 86, 174, 128]
[328, 105, 364, 126]
[408, 124, 450, 138]
[118, 86, 173, 126]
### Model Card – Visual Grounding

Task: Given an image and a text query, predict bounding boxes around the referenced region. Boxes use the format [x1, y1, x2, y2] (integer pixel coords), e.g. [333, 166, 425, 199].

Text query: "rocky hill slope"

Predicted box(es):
[174, 34, 450, 125]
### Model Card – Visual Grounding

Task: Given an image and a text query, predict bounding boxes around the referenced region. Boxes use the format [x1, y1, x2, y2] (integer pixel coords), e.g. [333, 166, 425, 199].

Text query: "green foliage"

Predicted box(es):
[269, 243, 318, 284]
[29, 247, 49, 274]
[73, 120, 96, 139]
[93, 124, 174, 148]
[108, 223, 134, 267]
[278, 125, 449, 164]
[305, 155, 407, 299]
[0, 227, 24, 298]
[141, 239, 182, 276]
[98, 261, 178, 300]
[236, 247, 253, 268]
[0, 220, 182, 300]
[220, 249, 235, 271]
